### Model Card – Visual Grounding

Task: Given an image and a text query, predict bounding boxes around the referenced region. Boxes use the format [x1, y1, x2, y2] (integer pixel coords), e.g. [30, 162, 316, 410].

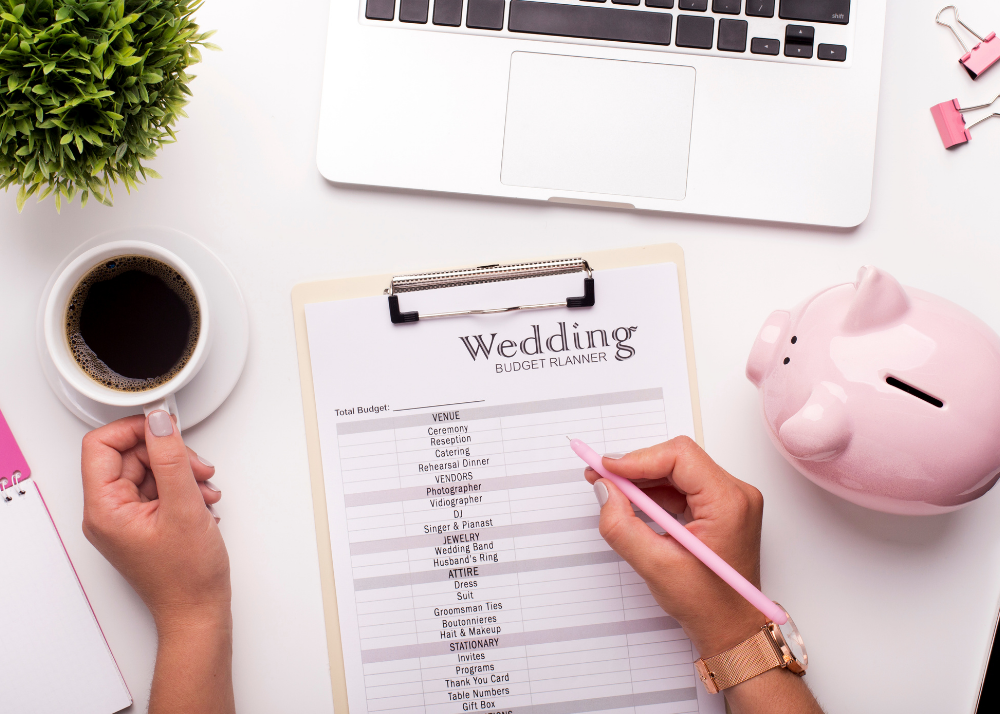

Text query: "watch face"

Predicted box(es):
[775, 607, 808, 673]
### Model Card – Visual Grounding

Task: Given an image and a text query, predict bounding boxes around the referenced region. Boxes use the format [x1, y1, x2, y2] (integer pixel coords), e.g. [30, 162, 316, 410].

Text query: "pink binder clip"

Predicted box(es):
[931, 94, 1000, 148]
[937, 6, 1000, 80]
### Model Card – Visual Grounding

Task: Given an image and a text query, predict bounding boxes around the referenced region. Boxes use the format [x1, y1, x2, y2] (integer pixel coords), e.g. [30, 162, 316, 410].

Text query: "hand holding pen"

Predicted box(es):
[576, 436, 772, 658]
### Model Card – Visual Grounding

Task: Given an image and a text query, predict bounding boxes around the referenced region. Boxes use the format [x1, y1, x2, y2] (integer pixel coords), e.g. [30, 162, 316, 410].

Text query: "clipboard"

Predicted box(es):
[291, 243, 703, 712]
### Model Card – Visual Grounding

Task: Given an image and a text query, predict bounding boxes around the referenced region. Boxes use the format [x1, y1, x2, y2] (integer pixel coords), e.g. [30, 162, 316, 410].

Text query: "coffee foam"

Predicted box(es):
[65, 255, 200, 393]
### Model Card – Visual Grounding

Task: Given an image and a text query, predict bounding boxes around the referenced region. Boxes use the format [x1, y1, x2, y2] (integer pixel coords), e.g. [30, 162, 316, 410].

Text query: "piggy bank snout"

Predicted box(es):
[747, 311, 791, 387]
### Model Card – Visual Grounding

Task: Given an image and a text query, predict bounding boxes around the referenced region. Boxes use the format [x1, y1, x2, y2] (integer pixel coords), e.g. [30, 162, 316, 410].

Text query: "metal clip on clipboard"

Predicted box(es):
[386, 258, 595, 324]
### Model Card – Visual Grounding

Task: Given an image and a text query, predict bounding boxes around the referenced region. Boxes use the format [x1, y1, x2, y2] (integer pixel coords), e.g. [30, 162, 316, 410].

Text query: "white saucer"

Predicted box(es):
[37, 227, 249, 429]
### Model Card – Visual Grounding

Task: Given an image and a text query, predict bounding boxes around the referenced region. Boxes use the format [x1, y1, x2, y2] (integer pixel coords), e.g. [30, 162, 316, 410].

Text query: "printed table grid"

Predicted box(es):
[335, 389, 701, 714]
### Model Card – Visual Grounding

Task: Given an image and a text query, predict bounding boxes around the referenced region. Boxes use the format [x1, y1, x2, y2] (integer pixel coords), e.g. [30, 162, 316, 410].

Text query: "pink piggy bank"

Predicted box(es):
[747, 266, 1000, 515]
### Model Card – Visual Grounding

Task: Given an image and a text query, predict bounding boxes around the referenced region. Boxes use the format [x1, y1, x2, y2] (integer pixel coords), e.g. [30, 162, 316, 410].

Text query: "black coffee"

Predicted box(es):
[66, 255, 200, 392]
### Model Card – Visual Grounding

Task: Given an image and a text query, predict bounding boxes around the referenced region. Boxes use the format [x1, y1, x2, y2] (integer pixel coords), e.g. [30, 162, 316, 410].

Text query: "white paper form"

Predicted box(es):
[305, 264, 723, 714]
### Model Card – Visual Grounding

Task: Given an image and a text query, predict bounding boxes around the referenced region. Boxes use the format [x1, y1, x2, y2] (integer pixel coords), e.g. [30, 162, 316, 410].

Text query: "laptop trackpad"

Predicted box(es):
[501, 53, 696, 201]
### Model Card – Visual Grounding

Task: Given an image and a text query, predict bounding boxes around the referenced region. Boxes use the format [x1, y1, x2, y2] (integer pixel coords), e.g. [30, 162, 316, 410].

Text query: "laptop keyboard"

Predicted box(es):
[362, 0, 853, 65]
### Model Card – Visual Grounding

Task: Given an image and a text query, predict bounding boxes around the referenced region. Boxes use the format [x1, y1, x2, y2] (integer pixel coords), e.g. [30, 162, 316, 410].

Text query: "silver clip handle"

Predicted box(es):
[937, 5, 985, 54]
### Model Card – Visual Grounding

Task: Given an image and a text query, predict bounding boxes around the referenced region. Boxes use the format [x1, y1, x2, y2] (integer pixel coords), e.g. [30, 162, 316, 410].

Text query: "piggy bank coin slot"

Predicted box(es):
[886, 376, 944, 408]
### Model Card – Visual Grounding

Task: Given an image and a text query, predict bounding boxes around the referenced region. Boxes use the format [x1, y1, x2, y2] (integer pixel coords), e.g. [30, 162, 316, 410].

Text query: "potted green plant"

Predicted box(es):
[0, 0, 217, 211]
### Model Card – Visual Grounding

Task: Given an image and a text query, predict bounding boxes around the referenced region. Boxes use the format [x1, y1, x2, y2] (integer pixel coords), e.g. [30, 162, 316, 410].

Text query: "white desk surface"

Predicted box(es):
[2, 1, 999, 712]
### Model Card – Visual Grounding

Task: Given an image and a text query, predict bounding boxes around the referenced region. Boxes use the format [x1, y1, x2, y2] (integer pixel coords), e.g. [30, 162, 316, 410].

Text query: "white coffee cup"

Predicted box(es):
[43, 241, 212, 432]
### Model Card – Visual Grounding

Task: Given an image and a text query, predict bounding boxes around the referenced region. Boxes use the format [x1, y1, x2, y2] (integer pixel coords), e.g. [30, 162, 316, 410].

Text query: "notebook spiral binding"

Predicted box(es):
[1, 469, 26, 489]
[385, 258, 596, 324]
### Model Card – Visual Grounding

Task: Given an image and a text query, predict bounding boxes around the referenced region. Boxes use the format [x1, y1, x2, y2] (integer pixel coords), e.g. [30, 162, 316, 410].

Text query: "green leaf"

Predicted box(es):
[103, 63, 115, 79]
[117, 55, 141, 67]
[42, 61, 56, 74]
[1, 12, 18, 23]
[202, 42, 221, 51]
[111, 13, 140, 31]
[60, 133, 73, 145]
[141, 71, 162, 83]
[15, 184, 27, 212]
[12, 4, 25, 20]
[55, 6, 73, 21]
[92, 40, 109, 58]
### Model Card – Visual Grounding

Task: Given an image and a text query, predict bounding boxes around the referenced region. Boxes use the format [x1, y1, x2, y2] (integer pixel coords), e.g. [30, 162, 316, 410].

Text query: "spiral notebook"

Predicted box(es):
[0, 408, 132, 714]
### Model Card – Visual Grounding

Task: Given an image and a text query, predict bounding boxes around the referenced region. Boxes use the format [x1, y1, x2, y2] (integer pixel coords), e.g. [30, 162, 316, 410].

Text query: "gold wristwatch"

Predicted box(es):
[694, 604, 808, 695]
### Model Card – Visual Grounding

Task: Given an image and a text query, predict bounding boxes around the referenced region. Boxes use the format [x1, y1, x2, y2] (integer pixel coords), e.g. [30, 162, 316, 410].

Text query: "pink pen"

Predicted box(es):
[569, 437, 787, 625]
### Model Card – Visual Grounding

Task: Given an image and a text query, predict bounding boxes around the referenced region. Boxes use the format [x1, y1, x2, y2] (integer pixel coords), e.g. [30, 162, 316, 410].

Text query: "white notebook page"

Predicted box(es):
[0, 482, 131, 714]
[306, 264, 724, 714]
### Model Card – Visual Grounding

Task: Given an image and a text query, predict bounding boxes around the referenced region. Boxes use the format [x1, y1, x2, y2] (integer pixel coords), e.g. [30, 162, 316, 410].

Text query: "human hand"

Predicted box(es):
[81, 412, 230, 630]
[585, 436, 766, 657]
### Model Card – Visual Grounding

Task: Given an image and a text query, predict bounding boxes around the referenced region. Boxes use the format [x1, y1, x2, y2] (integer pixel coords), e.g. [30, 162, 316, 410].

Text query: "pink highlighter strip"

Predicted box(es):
[570, 438, 787, 626]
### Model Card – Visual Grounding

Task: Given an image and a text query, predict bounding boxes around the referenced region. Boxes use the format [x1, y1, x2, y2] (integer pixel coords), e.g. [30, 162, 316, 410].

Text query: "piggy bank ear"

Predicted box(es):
[778, 383, 852, 461]
[843, 266, 911, 333]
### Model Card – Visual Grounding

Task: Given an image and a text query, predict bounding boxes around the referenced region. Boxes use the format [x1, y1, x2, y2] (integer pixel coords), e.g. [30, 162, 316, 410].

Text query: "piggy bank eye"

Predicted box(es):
[783, 357, 790, 365]
[791, 336, 798, 344]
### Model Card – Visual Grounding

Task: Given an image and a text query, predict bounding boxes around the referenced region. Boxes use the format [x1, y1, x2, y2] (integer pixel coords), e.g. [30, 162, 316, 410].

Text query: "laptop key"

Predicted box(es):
[745, 0, 773, 17]
[784, 43, 812, 58]
[675, 14, 714, 48]
[467, 0, 504, 28]
[750, 37, 779, 54]
[433, 0, 463, 25]
[718, 18, 747, 52]
[818, 43, 846, 61]
[400, 0, 429, 23]
[679, 0, 708, 11]
[712, 0, 740, 14]
[645, 0, 674, 6]
[785, 23, 813, 44]
[613, 0, 641, 6]
[507, 1, 673, 45]
[779, 0, 849, 25]
[366, 0, 395, 20]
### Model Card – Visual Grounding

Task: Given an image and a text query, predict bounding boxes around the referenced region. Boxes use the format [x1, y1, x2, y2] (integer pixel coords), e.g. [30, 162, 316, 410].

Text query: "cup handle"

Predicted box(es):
[143, 394, 181, 434]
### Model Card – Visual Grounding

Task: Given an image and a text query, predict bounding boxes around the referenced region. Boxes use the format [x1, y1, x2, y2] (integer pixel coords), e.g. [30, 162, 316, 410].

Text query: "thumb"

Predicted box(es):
[595, 478, 674, 576]
[145, 410, 204, 511]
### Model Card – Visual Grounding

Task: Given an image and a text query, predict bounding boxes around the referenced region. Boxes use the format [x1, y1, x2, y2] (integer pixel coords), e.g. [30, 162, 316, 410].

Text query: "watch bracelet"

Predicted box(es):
[694, 625, 783, 694]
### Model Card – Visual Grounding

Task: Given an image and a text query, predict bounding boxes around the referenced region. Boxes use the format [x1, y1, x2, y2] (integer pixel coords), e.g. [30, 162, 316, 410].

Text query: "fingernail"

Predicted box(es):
[204, 480, 220, 493]
[594, 481, 609, 507]
[603, 453, 626, 460]
[197, 454, 215, 468]
[148, 410, 174, 437]
[207, 503, 220, 523]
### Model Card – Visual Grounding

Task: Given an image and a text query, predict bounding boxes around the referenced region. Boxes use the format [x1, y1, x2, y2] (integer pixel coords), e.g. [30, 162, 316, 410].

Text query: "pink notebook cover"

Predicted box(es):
[0, 405, 31, 487]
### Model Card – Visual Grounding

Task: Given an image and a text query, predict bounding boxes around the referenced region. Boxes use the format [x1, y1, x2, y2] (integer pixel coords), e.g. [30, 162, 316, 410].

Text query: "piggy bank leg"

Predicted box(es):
[778, 382, 852, 462]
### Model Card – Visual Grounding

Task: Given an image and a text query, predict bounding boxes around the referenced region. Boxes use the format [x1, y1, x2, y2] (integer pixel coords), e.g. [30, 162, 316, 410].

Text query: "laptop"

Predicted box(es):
[316, 0, 887, 227]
